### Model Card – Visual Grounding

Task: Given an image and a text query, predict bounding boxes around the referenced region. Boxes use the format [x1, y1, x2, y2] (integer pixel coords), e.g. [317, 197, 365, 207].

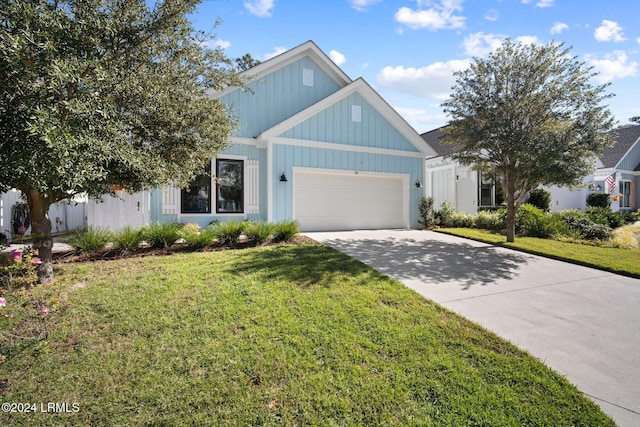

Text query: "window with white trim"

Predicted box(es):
[181, 163, 212, 214]
[216, 159, 244, 214]
[619, 180, 631, 208]
[478, 171, 504, 207]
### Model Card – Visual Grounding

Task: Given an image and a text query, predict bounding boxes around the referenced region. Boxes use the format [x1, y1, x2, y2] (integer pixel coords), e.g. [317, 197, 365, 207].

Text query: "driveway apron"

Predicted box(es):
[305, 229, 640, 427]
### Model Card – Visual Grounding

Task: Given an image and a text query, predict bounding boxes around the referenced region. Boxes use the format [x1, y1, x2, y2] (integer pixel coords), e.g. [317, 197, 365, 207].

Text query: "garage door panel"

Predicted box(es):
[294, 171, 406, 232]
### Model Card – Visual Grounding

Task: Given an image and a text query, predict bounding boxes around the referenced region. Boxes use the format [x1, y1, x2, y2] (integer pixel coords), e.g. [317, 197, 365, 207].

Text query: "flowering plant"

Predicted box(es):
[0, 245, 52, 344]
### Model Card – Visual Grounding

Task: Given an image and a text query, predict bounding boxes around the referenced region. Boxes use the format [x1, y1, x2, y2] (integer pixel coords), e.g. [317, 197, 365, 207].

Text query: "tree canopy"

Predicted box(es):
[441, 39, 615, 242]
[0, 0, 242, 282]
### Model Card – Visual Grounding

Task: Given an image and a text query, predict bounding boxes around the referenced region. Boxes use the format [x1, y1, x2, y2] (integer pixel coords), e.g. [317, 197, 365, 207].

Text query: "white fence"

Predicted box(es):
[0, 190, 87, 241]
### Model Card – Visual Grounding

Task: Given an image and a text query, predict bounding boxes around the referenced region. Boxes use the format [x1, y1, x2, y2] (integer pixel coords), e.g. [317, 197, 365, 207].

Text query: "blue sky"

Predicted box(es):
[192, 0, 639, 134]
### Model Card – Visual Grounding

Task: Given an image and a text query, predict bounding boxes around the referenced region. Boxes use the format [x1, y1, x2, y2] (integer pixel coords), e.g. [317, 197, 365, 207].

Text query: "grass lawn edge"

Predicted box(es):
[434, 228, 640, 279]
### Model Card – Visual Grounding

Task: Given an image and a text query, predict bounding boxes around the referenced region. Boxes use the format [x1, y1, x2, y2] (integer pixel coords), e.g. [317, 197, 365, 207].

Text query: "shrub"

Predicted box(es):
[612, 223, 640, 249]
[271, 221, 299, 243]
[451, 212, 475, 228]
[436, 202, 456, 227]
[177, 223, 216, 249]
[515, 204, 562, 238]
[418, 196, 437, 229]
[65, 227, 112, 253]
[112, 226, 145, 253]
[143, 222, 182, 249]
[587, 193, 611, 208]
[561, 214, 613, 241]
[243, 222, 275, 246]
[526, 188, 551, 211]
[212, 221, 245, 246]
[586, 207, 625, 229]
[475, 210, 505, 230]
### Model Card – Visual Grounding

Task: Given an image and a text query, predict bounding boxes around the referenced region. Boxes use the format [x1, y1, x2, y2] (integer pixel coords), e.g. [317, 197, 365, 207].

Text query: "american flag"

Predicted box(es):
[605, 173, 616, 194]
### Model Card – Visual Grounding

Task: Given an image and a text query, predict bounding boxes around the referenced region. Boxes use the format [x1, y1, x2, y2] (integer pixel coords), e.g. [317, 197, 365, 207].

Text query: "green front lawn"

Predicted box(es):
[437, 227, 640, 278]
[1, 244, 613, 426]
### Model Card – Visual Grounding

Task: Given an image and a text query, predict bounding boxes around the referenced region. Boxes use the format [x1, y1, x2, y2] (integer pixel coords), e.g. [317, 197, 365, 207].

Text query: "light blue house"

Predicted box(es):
[144, 41, 435, 231]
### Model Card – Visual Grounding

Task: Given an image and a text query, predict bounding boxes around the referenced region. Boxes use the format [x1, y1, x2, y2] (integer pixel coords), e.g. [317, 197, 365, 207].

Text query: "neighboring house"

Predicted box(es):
[94, 41, 435, 231]
[422, 125, 640, 213]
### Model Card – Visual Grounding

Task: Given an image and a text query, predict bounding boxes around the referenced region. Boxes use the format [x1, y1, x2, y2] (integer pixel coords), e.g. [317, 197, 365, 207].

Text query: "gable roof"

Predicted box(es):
[600, 125, 640, 168]
[211, 40, 352, 99]
[257, 78, 436, 156]
[422, 125, 640, 168]
[421, 126, 455, 157]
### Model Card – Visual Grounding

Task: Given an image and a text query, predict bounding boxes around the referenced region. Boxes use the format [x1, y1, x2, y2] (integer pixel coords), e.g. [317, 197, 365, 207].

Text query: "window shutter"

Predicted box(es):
[246, 160, 259, 215]
[161, 186, 179, 215]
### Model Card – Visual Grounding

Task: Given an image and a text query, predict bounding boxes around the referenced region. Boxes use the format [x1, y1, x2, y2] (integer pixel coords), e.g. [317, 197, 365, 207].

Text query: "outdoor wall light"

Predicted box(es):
[415, 180, 423, 188]
[280, 173, 288, 182]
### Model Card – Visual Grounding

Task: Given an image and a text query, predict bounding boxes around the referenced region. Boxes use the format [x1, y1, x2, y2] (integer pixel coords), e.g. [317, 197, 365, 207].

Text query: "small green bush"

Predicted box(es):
[561, 214, 613, 241]
[177, 223, 216, 249]
[527, 188, 551, 211]
[586, 207, 625, 229]
[112, 226, 145, 253]
[452, 212, 475, 228]
[65, 227, 112, 253]
[515, 204, 562, 238]
[436, 202, 456, 227]
[587, 193, 611, 208]
[475, 210, 505, 230]
[271, 221, 299, 243]
[212, 221, 245, 246]
[418, 196, 437, 229]
[243, 222, 275, 246]
[143, 222, 182, 249]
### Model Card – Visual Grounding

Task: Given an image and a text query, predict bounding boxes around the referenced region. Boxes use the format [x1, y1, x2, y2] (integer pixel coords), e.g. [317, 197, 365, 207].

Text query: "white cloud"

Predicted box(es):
[329, 50, 346, 65]
[395, 107, 449, 133]
[515, 35, 541, 46]
[461, 33, 540, 57]
[263, 46, 287, 60]
[395, 0, 465, 31]
[376, 59, 471, 100]
[594, 20, 626, 42]
[215, 39, 231, 49]
[484, 9, 499, 22]
[462, 32, 504, 57]
[244, 0, 275, 18]
[536, 0, 554, 7]
[587, 51, 638, 82]
[522, 0, 554, 7]
[350, 0, 382, 11]
[550, 22, 569, 35]
[637, 38, 640, 45]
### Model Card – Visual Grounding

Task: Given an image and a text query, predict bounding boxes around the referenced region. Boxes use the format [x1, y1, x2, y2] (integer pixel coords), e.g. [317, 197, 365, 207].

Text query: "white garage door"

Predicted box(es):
[293, 170, 407, 231]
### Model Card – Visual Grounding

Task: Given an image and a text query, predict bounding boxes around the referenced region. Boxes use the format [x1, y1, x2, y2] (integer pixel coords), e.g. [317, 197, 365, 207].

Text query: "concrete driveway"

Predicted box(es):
[305, 229, 640, 427]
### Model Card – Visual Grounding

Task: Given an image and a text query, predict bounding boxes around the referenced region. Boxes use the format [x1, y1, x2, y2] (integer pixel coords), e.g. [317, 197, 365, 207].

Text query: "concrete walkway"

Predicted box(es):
[305, 229, 640, 427]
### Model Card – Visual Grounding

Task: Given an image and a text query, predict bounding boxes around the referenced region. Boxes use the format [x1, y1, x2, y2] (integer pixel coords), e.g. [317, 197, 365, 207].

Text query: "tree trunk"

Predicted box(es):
[504, 173, 517, 243]
[25, 190, 54, 284]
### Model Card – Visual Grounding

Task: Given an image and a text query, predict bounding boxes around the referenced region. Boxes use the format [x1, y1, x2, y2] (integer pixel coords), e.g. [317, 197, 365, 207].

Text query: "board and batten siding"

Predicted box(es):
[617, 138, 640, 172]
[218, 56, 342, 139]
[280, 92, 420, 153]
[271, 143, 424, 227]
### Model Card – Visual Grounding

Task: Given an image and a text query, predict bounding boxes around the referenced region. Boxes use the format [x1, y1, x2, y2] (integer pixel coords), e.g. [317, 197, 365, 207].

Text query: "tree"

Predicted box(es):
[630, 116, 640, 124]
[235, 53, 261, 71]
[441, 40, 615, 242]
[0, 0, 242, 283]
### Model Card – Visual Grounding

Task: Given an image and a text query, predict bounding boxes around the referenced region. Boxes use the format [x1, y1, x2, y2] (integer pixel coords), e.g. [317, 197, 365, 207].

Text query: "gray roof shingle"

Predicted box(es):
[421, 125, 640, 168]
[600, 125, 640, 168]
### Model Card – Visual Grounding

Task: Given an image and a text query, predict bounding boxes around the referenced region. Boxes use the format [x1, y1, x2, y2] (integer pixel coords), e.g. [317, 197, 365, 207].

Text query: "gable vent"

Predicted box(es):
[302, 68, 314, 87]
